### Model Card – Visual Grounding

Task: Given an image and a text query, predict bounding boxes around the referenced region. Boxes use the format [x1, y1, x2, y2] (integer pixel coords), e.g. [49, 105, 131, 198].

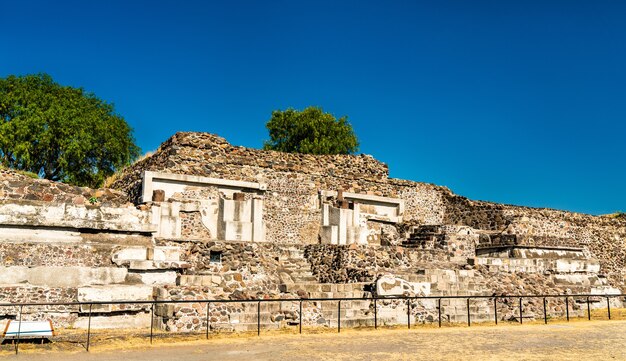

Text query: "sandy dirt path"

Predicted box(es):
[1, 320, 625, 360]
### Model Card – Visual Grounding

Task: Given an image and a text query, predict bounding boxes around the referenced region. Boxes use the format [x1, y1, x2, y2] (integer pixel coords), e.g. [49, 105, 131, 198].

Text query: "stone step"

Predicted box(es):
[279, 259, 306, 265]
[287, 271, 315, 276]
[319, 314, 421, 328]
[409, 225, 443, 233]
[314, 300, 371, 309]
[280, 283, 367, 294]
[321, 309, 353, 319]
[282, 263, 311, 270]
[308, 291, 369, 299]
[129, 260, 190, 271]
[469, 257, 600, 274]
[403, 275, 429, 283]
[280, 255, 307, 260]
[0, 266, 128, 288]
[446, 314, 495, 323]
[229, 312, 274, 324]
[241, 302, 289, 313]
[128, 271, 177, 285]
[209, 322, 282, 332]
[283, 268, 312, 274]
[327, 318, 385, 328]
[178, 274, 222, 286]
[113, 246, 182, 265]
[440, 305, 487, 314]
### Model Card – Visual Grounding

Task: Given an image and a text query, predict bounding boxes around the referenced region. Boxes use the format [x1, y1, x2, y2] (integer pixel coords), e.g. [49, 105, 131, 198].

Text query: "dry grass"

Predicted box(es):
[102, 151, 154, 188]
[2, 312, 625, 359]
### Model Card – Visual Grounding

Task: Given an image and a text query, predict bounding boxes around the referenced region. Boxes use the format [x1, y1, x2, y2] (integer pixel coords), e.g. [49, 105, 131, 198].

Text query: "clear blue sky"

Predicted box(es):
[1, 1, 625, 215]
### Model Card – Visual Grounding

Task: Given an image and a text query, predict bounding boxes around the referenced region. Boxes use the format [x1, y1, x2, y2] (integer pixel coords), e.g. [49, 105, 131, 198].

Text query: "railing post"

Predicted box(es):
[87, 303, 93, 351]
[494, 297, 498, 325]
[206, 302, 210, 340]
[257, 301, 261, 336]
[407, 299, 411, 329]
[299, 300, 303, 334]
[337, 300, 341, 333]
[15, 304, 23, 354]
[438, 298, 442, 327]
[374, 298, 377, 329]
[14, 294, 626, 355]
[150, 302, 155, 344]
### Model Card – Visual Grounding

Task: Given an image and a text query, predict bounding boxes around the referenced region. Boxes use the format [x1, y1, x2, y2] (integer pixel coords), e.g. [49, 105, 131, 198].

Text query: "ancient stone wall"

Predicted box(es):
[304, 245, 451, 284]
[180, 212, 212, 239]
[0, 131, 625, 334]
[0, 169, 129, 206]
[0, 242, 112, 267]
[169, 240, 284, 298]
[442, 195, 626, 287]
[109, 132, 626, 287]
[111, 132, 449, 244]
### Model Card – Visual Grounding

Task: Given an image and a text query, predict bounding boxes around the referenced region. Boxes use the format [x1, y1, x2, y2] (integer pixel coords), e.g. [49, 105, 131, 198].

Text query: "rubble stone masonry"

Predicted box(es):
[0, 132, 623, 332]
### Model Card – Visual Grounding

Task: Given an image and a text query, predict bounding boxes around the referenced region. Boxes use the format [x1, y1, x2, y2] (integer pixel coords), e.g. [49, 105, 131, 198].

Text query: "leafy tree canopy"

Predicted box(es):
[263, 106, 359, 155]
[0, 73, 140, 188]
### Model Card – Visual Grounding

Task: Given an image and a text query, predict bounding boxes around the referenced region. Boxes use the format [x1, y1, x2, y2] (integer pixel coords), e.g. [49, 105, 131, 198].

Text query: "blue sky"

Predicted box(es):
[1, 1, 625, 215]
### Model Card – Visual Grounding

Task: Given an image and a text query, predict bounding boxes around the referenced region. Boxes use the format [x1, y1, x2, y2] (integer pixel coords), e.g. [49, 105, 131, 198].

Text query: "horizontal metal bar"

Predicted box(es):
[0, 293, 622, 308]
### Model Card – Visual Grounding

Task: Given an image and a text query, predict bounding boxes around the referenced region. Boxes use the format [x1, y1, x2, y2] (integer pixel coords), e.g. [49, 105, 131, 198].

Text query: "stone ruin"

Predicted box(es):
[0, 131, 624, 331]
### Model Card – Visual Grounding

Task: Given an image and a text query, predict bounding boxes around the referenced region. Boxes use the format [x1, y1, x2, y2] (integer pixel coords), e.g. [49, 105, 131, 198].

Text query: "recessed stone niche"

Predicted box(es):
[143, 171, 266, 242]
[209, 250, 222, 264]
[319, 190, 404, 245]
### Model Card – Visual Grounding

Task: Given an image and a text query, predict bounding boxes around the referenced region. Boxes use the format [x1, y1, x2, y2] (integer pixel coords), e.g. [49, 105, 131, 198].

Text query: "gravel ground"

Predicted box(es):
[1, 320, 625, 360]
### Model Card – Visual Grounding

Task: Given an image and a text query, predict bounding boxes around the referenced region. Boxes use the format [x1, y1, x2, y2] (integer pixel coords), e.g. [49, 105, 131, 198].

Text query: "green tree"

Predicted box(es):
[263, 106, 359, 155]
[0, 73, 140, 188]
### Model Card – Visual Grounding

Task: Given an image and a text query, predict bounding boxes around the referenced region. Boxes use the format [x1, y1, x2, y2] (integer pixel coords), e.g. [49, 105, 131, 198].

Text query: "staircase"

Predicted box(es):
[277, 246, 317, 284]
[403, 225, 445, 248]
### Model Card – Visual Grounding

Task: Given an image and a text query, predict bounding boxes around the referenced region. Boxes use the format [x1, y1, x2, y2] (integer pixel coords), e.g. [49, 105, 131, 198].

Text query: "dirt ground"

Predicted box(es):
[1, 318, 625, 361]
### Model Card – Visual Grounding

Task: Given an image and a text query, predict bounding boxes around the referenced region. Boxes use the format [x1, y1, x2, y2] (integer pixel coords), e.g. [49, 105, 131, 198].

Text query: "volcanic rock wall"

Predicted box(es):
[112, 132, 626, 288]
[111, 132, 447, 246]
[444, 194, 626, 287]
[0, 132, 624, 332]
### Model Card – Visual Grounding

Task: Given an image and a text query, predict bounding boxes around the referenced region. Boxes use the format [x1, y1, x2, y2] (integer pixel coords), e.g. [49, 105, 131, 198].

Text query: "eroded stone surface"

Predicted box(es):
[0, 132, 624, 332]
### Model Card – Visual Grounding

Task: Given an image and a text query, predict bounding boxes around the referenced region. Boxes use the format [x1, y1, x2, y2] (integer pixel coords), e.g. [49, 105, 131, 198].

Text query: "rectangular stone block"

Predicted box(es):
[177, 274, 193, 285]
[219, 221, 253, 241]
[155, 304, 175, 317]
[78, 285, 154, 301]
[0, 266, 127, 288]
[129, 260, 156, 270]
[178, 274, 219, 286]
[148, 246, 181, 261]
[128, 271, 177, 285]
[112, 247, 148, 265]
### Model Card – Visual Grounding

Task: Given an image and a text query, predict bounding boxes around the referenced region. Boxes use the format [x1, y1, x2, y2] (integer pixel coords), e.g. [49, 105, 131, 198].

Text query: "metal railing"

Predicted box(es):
[1, 293, 625, 354]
